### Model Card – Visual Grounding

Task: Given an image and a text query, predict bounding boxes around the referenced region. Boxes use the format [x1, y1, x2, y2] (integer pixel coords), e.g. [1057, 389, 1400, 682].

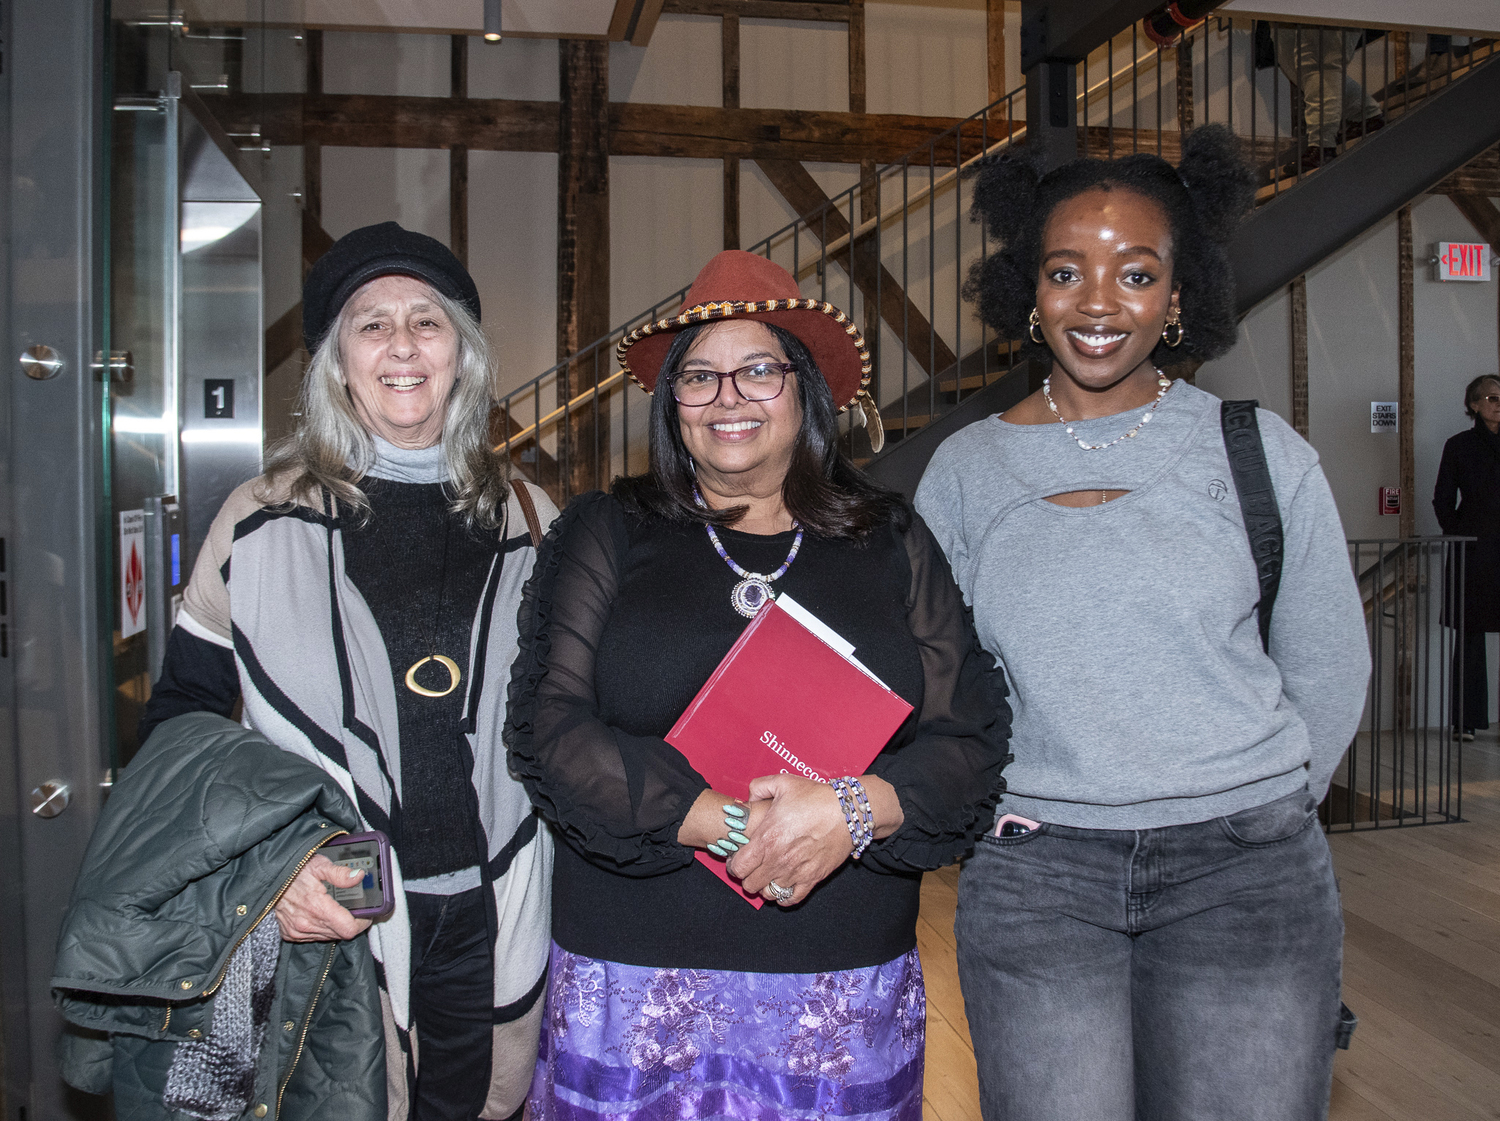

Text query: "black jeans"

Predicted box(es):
[407, 887, 496, 1121]
[1452, 627, 1491, 732]
[955, 790, 1345, 1121]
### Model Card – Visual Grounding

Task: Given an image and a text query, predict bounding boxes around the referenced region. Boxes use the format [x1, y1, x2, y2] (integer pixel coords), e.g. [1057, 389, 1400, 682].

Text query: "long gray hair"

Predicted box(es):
[260, 281, 510, 529]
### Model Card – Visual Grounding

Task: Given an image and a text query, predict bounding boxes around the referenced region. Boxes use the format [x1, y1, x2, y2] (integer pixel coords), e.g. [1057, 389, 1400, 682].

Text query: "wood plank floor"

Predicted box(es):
[916, 732, 1500, 1121]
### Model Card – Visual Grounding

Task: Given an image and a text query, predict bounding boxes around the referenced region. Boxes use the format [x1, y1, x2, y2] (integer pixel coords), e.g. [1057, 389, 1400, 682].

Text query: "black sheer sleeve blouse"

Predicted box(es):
[505, 490, 1011, 972]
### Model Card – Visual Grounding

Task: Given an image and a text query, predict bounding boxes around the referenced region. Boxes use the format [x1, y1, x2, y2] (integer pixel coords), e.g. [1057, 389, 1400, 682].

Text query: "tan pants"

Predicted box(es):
[1274, 26, 1382, 148]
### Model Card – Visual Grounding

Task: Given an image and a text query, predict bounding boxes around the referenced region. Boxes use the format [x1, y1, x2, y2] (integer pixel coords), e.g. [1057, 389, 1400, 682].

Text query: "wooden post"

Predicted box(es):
[450, 35, 469, 266]
[848, 0, 865, 114]
[986, 0, 1006, 105]
[1290, 275, 1309, 439]
[1396, 201, 1417, 740]
[722, 15, 740, 250]
[1398, 203, 1415, 540]
[303, 30, 323, 246]
[557, 40, 611, 498]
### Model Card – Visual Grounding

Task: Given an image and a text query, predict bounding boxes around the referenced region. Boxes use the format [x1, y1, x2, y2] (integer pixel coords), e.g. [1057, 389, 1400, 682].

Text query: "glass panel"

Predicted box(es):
[108, 10, 179, 768]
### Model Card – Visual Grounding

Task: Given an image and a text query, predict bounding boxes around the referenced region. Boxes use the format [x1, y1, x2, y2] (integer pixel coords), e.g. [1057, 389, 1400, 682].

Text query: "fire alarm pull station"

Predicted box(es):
[1379, 487, 1401, 516]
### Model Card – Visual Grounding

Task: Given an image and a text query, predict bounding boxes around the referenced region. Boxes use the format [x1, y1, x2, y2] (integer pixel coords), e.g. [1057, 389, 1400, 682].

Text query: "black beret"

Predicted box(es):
[301, 221, 481, 353]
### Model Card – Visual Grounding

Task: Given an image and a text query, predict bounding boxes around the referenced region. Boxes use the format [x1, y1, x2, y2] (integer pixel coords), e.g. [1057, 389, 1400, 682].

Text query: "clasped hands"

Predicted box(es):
[684, 773, 902, 908]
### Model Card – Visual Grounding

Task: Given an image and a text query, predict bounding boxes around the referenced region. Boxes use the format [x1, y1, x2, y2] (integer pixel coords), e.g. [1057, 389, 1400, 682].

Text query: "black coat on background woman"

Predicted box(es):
[1435, 419, 1500, 632]
[1434, 374, 1500, 734]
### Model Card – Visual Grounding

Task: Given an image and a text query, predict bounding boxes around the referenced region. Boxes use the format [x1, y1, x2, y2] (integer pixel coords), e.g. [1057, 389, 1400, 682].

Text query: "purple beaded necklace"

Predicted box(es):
[694, 488, 804, 618]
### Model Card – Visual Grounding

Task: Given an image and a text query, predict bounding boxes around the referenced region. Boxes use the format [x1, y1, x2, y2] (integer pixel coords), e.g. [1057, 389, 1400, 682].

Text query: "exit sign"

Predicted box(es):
[1437, 242, 1490, 282]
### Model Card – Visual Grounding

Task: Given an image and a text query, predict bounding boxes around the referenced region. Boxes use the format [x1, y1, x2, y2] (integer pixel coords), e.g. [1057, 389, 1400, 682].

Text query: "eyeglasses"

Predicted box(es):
[669, 363, 795, 407]
[1478, 395, 1500, 405]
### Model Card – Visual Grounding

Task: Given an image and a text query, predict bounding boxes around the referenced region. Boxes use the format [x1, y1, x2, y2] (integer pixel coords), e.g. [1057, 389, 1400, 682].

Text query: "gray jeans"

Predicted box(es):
[955, 789, 1344, 1121]
[1274, 26, 1381, 147]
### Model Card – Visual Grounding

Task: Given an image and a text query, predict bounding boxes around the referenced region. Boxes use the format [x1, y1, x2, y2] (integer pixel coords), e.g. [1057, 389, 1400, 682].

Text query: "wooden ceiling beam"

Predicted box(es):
[1451, 192, 1500, 249]
[663, 1, 852, 21]
[220, 93, 975, 164]
[1430, 145, 1500, 197]
[610, 103, 977, 163]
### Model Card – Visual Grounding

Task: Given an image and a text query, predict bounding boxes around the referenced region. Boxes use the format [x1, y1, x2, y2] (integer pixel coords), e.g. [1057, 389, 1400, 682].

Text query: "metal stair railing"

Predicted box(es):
[1334, 538, 1471, 830]
[496, 19, 1497, 505]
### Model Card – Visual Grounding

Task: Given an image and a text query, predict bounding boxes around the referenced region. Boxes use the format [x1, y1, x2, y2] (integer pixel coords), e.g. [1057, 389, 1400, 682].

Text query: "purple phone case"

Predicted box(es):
[323, 829, 395, 920]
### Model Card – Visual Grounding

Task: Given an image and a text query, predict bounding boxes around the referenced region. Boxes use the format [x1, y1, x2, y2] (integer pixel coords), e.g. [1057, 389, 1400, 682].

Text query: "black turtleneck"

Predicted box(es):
[341, 478, 499, 881]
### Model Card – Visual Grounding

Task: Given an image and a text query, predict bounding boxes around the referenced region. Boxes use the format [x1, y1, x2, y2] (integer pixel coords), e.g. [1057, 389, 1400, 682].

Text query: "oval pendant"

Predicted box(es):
[404, 654, 462, 698]
[731, 576, 774, 618]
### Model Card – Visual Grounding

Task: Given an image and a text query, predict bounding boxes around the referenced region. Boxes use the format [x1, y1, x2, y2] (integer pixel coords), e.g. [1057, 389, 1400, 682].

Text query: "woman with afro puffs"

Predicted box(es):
[914, 126, 1370, 1120]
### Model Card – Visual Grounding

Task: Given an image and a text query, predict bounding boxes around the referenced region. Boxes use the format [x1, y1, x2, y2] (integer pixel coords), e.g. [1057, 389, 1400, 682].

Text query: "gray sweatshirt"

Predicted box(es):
[915, 380, 1369, 829]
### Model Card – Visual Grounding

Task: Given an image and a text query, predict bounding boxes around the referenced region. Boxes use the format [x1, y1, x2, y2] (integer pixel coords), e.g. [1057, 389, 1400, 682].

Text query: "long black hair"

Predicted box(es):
[612, 321, 908, 539]
[965, 124, 1255, 367]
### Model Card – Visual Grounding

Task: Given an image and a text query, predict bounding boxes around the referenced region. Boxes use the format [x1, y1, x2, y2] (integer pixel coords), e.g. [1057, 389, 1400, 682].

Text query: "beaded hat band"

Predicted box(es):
[616, 251, 883, 451]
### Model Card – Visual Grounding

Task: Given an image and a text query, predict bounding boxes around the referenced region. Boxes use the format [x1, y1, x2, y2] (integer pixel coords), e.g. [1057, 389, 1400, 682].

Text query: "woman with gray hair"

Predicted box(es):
[141, 222, 557, 1120]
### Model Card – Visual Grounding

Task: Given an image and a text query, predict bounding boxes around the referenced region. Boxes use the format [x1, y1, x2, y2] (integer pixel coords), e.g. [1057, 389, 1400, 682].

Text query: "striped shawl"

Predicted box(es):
[177, 475, 558, 1120]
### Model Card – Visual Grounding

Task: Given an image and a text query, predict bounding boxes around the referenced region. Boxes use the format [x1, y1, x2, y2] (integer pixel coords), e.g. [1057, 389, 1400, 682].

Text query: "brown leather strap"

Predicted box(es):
[511, 479, 543, 548]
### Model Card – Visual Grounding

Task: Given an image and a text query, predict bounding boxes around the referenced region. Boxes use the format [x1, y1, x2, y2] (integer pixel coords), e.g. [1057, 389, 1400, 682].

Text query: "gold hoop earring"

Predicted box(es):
[1028, 308, 1045, 345]
[1162, 315, 1184, 348]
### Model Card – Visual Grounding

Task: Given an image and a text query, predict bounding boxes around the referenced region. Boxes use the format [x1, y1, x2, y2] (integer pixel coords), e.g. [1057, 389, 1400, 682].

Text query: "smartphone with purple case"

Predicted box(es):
[323, 830, 395, 920]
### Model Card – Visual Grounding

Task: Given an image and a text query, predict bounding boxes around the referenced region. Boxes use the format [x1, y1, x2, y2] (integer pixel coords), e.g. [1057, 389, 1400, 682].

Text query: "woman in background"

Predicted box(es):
[1433, 373, 1500, 739]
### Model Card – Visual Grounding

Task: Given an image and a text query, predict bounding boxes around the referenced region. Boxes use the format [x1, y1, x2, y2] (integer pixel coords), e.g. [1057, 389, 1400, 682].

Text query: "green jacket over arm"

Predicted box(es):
[52, 712, 386, 1121]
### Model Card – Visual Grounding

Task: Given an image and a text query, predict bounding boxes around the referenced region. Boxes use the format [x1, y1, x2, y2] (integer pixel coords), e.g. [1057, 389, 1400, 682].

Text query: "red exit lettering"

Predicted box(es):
[1438, 242, 1492, 283]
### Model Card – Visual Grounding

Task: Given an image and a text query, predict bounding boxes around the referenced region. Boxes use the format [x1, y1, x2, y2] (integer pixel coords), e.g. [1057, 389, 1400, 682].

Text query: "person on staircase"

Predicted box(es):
[1268, 22, 1384, 169]
[139, 222, 557, 1121]
[915, 126, 1370, 1120]
[1433, 373, 1500, 740]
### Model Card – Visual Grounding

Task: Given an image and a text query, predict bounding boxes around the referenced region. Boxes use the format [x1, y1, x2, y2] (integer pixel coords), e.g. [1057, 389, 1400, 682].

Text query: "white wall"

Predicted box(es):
[470, 151, 559, 397]
[470, 36, 559, 100]
[611, 14, 720, 106]
[1195, 289, 1296, 421]
[867, 1, 992, 115]
[323, 31, 450, 96]
[1200, 194, 1500, 543]
[610, 156, 724, 328]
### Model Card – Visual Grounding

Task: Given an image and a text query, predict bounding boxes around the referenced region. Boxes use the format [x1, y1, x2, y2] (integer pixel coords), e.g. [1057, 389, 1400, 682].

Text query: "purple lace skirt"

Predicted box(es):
[528, 943, 926, 1121]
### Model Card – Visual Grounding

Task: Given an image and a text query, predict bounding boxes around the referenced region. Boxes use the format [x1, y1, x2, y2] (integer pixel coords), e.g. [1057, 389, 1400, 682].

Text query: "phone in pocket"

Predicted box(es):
[995, 813, 1041, 838]
[322, 830, 395, 920]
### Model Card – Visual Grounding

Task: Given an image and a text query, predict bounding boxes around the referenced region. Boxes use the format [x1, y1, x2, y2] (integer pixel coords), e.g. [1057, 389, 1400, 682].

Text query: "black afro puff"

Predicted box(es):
[964, 125, 1255, 367]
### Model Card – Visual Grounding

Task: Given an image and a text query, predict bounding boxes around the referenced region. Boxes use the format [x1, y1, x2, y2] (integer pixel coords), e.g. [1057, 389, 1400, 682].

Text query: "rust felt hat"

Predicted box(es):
[617, 251, 880, 445]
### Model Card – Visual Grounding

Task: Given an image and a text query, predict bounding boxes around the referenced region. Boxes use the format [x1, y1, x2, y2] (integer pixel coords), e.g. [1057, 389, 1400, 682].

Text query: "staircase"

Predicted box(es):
[495, 20, 1500, 506]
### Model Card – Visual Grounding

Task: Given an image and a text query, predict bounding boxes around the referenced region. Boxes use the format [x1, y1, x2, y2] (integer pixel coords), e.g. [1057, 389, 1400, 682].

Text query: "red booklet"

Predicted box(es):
[666, 596, 914, 906]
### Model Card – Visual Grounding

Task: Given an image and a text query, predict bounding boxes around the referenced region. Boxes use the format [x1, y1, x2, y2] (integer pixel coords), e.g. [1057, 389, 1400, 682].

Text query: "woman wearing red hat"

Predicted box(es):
[505, 251, 1011, 1121]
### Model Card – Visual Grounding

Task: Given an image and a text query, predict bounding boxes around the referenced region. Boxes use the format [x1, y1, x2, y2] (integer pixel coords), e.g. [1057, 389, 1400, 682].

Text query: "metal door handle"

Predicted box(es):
[30, 781, 71, 818]
[19, 345, 63, 381]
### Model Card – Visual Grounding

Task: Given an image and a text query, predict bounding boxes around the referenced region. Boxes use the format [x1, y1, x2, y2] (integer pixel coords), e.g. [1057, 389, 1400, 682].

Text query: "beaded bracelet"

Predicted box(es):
[706, 801, 750, 859]
[831, 778, 874, 859]
[849, 779, 875, 851]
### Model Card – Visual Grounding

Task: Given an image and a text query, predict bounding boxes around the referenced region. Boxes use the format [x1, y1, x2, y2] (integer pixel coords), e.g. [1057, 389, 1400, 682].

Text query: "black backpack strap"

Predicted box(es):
[1221, 400, 1284, 653]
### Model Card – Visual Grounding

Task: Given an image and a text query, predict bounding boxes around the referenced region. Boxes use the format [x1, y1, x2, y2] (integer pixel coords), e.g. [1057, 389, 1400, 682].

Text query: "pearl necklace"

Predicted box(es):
[1043, 372, 1172, 451]
[693, 489, 805, 618]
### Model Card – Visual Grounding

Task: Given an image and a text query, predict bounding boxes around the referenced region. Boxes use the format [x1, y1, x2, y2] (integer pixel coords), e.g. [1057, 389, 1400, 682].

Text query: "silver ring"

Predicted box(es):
[768, 881, 794, 902]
